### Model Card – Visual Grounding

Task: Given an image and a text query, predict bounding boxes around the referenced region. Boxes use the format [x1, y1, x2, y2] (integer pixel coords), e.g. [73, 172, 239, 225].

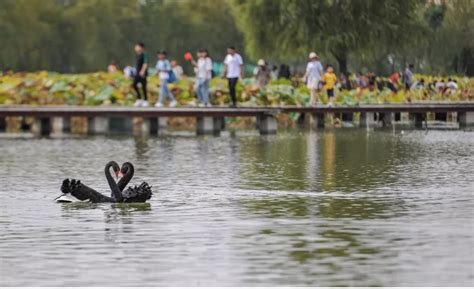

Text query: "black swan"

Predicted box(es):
[55, 161, 122, 203]
[56, 161, 152, 203]
[113, 162, 152, 203]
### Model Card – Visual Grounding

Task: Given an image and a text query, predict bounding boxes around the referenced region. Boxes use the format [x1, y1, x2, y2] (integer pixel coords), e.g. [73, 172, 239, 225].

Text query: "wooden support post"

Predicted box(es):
[147, 117, 167, 135]
[400, 112, 410, 123]
[88, 117, 109, 134]
[447, 112, 457, 123]
[214, 117, 225, 131]
[51, 117, 66, 136]
[0, 117, 5, 132]
[158, 117, 168, 129]
[197, 116, 223, 135]
[148, 117, 158, 135]
[359, 112, 376, 128]
[31, 117, 51, 136]
[257, 114, 277, 135]
[458, 111, 474, 128]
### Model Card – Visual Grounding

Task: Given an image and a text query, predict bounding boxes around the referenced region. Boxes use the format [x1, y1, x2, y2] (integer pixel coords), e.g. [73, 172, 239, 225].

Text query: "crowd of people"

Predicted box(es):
[336, 65, 460, 98]
[110, 42, 462, 108]
[116, 43, 245, 107]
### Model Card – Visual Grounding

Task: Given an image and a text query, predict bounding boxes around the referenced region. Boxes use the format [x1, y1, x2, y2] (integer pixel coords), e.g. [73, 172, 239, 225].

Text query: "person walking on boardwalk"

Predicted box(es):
[191, 49, 213, 107]
[254, 59, 270, 88]
[387, 71, 400, 93]
[155, 51, 177, 107]
[133, 43, 149, 107]
[171, 60, 184, 80]
[223, 46, 244, 107]
[303, 52, 323, 107]
[404, 64, 414, 92]
[322, 65, 337, 106]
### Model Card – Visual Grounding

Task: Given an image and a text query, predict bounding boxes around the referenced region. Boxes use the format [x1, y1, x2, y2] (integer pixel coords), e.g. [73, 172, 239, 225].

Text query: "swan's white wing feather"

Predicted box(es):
[55, 194, 90, 203]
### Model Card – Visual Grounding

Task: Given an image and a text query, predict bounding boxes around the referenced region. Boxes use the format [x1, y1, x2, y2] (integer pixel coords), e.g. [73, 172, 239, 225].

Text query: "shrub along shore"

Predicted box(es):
[0, 72, 473, 107]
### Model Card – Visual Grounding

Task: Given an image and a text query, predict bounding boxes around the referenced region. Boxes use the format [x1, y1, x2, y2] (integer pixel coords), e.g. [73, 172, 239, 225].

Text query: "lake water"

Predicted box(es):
[0, 129, 473, 286]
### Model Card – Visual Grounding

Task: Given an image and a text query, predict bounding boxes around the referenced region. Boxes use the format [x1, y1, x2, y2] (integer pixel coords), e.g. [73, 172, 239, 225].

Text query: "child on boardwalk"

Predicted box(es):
[323, 65, 337, 106]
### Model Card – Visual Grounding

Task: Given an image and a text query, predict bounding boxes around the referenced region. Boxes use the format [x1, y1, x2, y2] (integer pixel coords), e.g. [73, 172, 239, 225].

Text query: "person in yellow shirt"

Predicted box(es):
[323, 65, 337, 106]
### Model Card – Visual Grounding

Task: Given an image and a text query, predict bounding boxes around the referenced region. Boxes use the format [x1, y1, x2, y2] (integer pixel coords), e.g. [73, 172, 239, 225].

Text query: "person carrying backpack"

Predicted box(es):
[155, 51, 177, 107]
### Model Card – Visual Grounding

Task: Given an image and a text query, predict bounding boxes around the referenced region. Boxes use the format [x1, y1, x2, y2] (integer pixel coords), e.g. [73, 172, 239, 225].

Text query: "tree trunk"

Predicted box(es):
[461, 46, 474, 77]
[335, 53, 348, 75]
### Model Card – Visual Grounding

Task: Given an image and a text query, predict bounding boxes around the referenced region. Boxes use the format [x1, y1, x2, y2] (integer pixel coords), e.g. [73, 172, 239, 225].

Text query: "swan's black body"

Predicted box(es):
[56, 161, 152, 203]
[56, 161, 120, 203]
[58, 179, 115, 203]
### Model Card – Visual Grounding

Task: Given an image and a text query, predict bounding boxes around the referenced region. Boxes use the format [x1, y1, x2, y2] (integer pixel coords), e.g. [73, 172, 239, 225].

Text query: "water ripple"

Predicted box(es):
[0, 130, 473, 286]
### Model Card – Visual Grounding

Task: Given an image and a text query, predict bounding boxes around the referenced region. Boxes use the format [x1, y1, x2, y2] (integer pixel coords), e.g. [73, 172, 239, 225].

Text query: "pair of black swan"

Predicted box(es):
[56, 161, 152, 203]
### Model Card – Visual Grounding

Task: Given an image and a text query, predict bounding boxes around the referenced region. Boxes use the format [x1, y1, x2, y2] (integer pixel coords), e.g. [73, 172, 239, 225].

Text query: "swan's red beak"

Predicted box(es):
[115, 171, 119, 178]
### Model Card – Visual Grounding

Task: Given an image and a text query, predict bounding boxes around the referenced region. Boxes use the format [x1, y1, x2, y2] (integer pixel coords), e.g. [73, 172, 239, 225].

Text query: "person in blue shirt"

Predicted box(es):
[404, 64, 414, 91]
[155, 51, 177, 107]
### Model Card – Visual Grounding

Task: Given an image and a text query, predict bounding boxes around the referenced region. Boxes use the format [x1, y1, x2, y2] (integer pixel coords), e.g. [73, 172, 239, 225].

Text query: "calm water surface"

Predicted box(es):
[0, 130, 473, 286]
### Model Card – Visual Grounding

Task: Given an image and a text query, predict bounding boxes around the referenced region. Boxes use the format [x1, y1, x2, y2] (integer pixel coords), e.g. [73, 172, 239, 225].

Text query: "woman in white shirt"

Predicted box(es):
[303, 52, 323, 106]
[191, 49, 213, 107]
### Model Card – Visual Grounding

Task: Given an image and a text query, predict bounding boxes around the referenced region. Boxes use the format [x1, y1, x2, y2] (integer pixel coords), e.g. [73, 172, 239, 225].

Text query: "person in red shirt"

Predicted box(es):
[387, 72, 400, 93]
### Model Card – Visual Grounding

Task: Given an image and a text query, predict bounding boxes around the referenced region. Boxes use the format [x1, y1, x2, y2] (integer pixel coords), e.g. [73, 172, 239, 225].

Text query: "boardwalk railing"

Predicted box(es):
[0, 103, 473, 135]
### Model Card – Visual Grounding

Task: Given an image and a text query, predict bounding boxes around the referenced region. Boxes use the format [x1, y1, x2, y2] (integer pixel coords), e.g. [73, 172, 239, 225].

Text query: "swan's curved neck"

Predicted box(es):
[118, 162, 134, 192]
[105, 162, 122, 202]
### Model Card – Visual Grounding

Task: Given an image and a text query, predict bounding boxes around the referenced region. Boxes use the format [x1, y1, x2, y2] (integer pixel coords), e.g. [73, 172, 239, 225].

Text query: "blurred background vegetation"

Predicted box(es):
[0, 0, 472, 76]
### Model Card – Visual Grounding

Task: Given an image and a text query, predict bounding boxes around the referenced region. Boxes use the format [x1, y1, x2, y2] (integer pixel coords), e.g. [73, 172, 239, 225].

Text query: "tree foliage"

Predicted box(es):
[0, 0, 243, 73]
[0, 0, 472, 76]
[421, 0, 474, 75]
[232, 0, 425, 74]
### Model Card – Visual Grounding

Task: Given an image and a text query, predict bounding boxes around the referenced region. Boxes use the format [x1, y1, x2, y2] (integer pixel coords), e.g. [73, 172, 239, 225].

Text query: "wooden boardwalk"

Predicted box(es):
[0, 102, 473, 117]
[0, 103, 473, 135]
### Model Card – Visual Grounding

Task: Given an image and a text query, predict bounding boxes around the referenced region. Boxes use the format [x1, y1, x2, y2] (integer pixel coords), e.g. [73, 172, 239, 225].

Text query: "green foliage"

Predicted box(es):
[0, 0, 243, 73]
[0, 72, 471, 107]
[422, 1, 474, 76]
[0, 0, 473, 76]
[424, 4, 446, 30]
[232, 0, 424, 74]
